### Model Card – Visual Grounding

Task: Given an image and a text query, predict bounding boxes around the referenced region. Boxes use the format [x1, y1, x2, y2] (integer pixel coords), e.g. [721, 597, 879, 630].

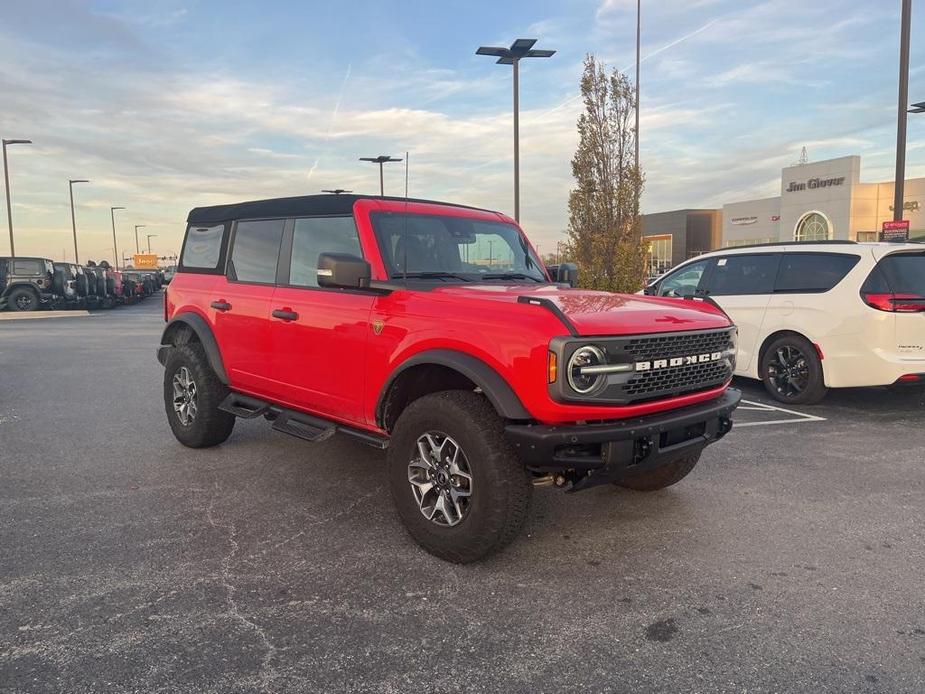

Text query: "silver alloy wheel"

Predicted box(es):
[172, 366, 198, 426]
[408, 432, 473, 527]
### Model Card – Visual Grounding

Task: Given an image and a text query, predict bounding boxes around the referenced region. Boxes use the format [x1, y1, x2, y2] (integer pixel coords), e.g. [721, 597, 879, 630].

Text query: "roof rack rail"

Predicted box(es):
[719, 240, 858, 251]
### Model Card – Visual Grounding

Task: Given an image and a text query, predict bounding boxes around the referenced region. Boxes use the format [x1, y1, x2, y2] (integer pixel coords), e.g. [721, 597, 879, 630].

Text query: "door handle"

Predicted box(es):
[211, 300, 232, 312]
[272, 308, 299, 321]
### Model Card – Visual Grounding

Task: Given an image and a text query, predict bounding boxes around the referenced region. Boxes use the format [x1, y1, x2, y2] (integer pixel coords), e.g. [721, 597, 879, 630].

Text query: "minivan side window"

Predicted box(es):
[774, 253, 860, 293]
[705, 254, 779, 296]
[180, 224, 226, 270]
[229, 219, 286, 284]
[288, 217, 362, 288]
[657, 259, 710, 297]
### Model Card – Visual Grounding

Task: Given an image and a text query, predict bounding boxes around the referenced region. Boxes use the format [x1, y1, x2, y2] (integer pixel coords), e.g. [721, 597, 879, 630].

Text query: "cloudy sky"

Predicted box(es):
[1, 0, 922, 263]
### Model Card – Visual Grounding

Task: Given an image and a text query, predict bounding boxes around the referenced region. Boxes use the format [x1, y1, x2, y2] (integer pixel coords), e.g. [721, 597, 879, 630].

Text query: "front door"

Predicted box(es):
[269, 215, 374, 425]
[212, 218, 286, 396]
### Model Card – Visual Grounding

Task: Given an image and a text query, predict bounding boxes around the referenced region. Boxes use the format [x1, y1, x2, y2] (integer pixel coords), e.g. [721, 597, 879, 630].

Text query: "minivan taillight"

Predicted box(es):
[862, 292, 925, 313]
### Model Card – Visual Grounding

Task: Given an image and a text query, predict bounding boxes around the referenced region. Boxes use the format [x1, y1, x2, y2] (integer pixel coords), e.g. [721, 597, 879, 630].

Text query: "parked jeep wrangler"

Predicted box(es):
[0, 256, 58, 311]
[158, 195, 740, 562]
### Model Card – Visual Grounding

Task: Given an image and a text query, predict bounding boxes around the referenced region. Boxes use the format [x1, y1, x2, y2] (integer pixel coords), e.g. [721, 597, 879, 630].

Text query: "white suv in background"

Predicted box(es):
[644, 242, 925, 404]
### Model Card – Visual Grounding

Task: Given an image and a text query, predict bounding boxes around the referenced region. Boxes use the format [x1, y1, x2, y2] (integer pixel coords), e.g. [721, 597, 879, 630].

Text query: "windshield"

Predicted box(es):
[371, 212, 547, 282]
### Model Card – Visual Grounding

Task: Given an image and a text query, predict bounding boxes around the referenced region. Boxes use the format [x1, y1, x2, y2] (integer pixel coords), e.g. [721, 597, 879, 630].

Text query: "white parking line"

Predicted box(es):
[734, 399, 826, 427]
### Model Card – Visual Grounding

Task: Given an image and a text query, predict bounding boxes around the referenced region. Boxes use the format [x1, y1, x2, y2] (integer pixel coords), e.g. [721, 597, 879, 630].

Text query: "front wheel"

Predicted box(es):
[387, 390, 531, 563]
[163, 343, 235, 448]
[7, 287, 39, 312]
[760, 335, 827, 405]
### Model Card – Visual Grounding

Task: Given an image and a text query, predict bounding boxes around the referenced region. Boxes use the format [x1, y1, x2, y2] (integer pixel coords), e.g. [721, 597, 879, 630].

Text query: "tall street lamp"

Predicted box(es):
[68, 179, 89, 264]
[110, 206, 125, 270]
[894, 0, 912, 222]
[359, 156, 402, 196]
[134, 225, 146, 254]
[476, 38, 556, 223]
[2, 138, 32, 257]
[146, 234, 158, 253]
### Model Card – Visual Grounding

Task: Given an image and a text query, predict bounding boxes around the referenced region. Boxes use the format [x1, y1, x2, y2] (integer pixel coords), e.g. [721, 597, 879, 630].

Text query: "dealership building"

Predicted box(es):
[642, 154, 925, 273]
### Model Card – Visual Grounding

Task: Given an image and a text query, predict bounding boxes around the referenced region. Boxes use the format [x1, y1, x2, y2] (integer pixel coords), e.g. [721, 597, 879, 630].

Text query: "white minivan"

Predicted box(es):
[644, 242, 925, 404]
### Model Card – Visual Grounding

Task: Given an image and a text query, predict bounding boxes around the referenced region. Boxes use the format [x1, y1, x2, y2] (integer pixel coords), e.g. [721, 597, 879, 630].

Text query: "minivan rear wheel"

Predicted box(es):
[760, 335, 827, 405]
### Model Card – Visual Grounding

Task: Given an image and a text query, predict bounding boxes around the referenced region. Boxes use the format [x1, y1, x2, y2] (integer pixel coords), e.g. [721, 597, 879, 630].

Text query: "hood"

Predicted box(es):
[430, 284, 731, 336]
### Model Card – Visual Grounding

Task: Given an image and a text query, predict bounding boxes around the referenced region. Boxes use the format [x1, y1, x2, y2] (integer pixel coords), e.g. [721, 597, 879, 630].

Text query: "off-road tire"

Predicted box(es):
[760, 334, 827, 405]
[7, 287, 39, 312]
[163, 342, 235, 448]
[615, 453, 701, 492]
[387, 390, 531, 563]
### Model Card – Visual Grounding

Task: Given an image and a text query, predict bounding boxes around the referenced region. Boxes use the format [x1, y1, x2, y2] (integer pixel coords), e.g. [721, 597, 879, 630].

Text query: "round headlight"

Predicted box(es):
[567, 345, 607, 394]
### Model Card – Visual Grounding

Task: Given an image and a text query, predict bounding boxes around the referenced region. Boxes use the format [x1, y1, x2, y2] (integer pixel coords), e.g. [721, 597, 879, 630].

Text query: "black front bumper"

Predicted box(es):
[505, 389, 741, 491]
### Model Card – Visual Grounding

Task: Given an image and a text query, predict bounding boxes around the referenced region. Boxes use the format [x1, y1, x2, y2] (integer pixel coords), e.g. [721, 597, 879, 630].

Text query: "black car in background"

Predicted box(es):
[0, 256, 58, 311]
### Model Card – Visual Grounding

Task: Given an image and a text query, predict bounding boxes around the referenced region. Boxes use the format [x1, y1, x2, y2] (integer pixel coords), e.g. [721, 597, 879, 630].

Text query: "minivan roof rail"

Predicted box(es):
[718, 240, 858, 251]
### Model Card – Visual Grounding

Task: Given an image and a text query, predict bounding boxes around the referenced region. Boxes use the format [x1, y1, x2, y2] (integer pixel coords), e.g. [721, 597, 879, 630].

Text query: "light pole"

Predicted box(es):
[359, 156, 402, 196]
[2, 139, 32, 257]
[110, 206, 125, 269]
[146, 234, 158, 253]
[894, 0, 913, 222]
[134, 225, 146, 254]
[68, 179, 89, 264]
[476, 38, 556, 223]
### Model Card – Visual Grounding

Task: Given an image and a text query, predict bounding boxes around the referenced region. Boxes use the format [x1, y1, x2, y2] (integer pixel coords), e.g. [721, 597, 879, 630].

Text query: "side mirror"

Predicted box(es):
[678, 286, 697, 299]
[643, 284, 657, 296]
[556, 262, 579, 287]
[317, 253, 371, 289]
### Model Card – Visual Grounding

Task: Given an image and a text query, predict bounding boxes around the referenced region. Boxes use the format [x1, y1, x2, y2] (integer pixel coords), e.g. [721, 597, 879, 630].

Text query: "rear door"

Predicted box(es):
[700, 253, 781, 374]
[864, 250, 925, 358]
[213, 219, 286, 396]
[268, 215, 374, 424]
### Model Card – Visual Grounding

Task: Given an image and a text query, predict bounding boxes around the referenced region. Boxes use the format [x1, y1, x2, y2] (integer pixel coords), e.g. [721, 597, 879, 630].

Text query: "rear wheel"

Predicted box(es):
[760, 335, 827, 405]
[614, 453, 701, 491]
[387, 390, 531, 563]
[163, 343, 235, 448]
[7, 287, 39, 312]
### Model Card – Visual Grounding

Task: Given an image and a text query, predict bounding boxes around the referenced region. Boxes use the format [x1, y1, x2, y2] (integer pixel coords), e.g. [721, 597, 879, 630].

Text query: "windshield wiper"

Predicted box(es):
[391, 271, 473, 282]
[479, 272, 545, 282]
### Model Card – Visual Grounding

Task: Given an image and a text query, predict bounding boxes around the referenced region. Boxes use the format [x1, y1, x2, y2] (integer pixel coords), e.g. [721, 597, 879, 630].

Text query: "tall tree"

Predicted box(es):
[566, 54, 647, 293]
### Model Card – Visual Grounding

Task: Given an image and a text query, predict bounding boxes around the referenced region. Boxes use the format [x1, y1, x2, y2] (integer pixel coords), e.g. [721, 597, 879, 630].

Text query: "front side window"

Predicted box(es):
[371, 213, 545, 282]
[289, 216, 362, 288]
[229, 219, 285, 284]
[13, 259, 42, 275]
[775, 253, 860, 293]
[705, 254, 780, 296]
[181, 224, 225, 270]
[657, 259, 709, 297]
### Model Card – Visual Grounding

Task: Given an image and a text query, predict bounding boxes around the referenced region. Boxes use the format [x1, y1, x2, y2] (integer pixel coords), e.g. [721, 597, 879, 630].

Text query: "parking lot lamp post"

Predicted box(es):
[134, 225, 145, 254]
[476, 39, 556, 222]
[893, 0, 913, 222]
[68, 179, 89, 264]
[147, 234, 157, 253]
[359, 156, 402, 196]
[3, 139, 32, 257]
[110, 206, 125, 270]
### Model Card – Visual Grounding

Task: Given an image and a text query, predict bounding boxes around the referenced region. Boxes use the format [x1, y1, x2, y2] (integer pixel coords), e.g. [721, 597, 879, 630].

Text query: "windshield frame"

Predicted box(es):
[369, 211, 549, 284]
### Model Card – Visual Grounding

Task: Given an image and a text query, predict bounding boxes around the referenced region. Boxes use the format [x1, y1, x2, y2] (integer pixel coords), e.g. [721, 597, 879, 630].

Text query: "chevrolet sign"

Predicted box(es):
[635, 352, 724, 371]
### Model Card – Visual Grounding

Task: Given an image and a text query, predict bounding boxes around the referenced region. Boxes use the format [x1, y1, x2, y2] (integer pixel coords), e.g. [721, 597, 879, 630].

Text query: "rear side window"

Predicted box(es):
[180, 224, 226, 270]
[774, 253, 860, 293]
[864, 253, 925, 294]
[13, 259, 42, 275]
[288, 216, 362, 288]
[229, 219, 285, 284]
[705, 254, 779, 296]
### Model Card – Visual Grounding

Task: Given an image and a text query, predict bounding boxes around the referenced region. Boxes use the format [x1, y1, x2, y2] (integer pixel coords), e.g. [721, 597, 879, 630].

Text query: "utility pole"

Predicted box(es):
[68, 179, 89, 264]
[894, 0, 912, 221]
[2, 139, 32, 257]
[359, 155, 402, 196]
[635, 0, 641, 218]
[110, 206, 125, 270]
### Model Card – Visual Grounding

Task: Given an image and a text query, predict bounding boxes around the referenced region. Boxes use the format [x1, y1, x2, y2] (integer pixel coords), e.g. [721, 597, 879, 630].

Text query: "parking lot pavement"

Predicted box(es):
[1, 299, 923, 694]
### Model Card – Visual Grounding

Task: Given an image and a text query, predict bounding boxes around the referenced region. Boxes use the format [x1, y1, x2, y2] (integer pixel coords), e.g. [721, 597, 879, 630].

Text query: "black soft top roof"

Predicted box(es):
[186, 194, 493, 225]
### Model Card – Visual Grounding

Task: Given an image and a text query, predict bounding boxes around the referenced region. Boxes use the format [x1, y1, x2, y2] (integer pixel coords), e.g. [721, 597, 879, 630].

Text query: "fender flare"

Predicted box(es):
[376, 349, 531, 427]
[158, 313, 229, 384]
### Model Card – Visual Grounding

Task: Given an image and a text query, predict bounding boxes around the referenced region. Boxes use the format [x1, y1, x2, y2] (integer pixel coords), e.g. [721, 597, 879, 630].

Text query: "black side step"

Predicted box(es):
[219, 393, 270, 419]
[271, 410, 336, 443]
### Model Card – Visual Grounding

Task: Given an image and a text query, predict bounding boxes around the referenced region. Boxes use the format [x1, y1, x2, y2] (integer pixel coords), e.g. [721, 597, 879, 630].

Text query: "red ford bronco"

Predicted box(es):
[159, 194, 740, 562]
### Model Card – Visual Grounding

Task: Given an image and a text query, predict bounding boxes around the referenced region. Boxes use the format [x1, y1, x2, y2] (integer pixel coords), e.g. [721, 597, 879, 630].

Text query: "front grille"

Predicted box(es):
[622, 329, 733, 362]
[624, 359, 729, 397]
